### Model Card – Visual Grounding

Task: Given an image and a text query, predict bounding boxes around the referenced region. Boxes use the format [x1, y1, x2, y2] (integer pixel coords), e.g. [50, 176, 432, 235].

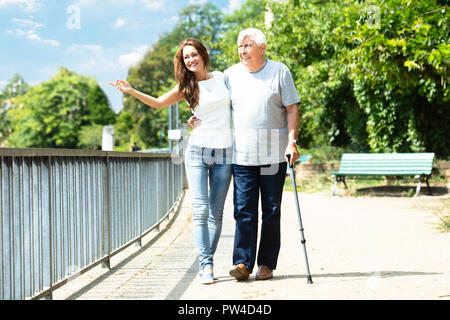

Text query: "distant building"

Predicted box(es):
[0, 99, 12, 146]
[1, 99, 12, 113]
[0, 76, 28, 147]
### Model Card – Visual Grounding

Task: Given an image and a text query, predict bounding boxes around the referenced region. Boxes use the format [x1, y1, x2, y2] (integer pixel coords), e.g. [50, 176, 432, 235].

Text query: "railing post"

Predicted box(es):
[155, 160, 160, 232]
[102, 155, 111, 270]
[137, 157, 143, 248]
[47, 155, 53, 300]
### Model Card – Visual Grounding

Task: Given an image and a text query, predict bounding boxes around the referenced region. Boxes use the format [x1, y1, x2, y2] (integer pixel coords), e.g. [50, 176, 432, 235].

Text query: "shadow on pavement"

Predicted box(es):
[165, 257, 199, 300]
[275, 270, 442, 280]
[65, 192, 186, 300]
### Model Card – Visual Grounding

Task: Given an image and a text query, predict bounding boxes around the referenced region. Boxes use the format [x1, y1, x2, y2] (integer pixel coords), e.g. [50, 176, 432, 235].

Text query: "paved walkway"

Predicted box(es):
[54, 187, 450, 300]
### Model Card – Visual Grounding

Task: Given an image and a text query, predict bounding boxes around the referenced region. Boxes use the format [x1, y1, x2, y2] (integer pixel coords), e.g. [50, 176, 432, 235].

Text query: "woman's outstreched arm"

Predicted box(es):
[109, 79, 183, 109]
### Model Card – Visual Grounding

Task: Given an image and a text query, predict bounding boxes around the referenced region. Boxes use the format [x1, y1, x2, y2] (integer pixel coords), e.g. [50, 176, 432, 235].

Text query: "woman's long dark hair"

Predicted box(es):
[174, 38, 210, 110]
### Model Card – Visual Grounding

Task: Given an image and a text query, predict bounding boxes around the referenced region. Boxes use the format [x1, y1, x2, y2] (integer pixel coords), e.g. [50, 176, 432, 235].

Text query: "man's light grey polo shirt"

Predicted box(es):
[224, 59, 300, 166]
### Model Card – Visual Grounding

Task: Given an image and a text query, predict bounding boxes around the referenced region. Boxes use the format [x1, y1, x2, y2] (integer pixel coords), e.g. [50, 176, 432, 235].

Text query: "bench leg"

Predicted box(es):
[332, 176, 347, 196]
[415, 175, 432, 196]
[342, 176, 348, 189]
[415, 179, 422, 196]
[425, 175, 432, 195]
[332, 180, 338, 195]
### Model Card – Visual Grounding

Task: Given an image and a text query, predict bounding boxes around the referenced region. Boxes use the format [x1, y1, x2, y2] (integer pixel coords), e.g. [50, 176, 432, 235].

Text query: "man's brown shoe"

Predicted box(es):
[229, 264, 250, 281]
[255, 265, 273, 280]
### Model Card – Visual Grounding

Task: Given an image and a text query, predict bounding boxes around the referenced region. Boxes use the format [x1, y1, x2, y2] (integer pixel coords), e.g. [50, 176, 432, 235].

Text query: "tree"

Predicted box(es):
[78, 123, 104, 150]
[264, 0, 368, 150]
[8, 67, 115, 149]
[214, 0, 267, 70]
[113, 0, 449, 157]
[0, 74, 29, 145]
[86, 84, 116, 125]
[333, 0, 449, 156]
[263, 0, 449, 156]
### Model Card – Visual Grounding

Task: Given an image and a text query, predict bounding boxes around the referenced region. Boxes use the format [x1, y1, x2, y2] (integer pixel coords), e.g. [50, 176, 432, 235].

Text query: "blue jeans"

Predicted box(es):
[231, 162, 287, 273]
[185, 145, 232, 270]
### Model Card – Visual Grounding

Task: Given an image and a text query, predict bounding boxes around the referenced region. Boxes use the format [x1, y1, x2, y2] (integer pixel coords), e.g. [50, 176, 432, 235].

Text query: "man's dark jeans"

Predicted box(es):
[231, 162, 287, 273]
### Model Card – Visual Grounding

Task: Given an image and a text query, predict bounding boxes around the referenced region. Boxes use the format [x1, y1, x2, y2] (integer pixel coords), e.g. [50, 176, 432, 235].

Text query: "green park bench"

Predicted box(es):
[330, 153, 435, 196]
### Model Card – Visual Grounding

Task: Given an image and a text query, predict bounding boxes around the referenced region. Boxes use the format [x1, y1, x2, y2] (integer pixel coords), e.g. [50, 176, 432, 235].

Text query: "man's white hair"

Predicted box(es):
[237, 28, 267, 46]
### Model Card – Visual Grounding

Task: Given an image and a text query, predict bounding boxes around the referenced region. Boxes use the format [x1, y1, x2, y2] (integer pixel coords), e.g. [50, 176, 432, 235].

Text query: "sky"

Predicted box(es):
[0, 0, 244, 112]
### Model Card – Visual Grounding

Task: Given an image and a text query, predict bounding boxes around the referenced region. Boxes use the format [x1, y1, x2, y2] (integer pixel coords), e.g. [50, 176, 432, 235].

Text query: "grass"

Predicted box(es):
[412, 198, 450, 232]
[298, 145, 349, 163]
[284, 172, 420, 195]
[285, 145, 450, 231]
[435, 198, 450, 232]
[284, 170, 447, 197]
[438, 214, 450, 232]
[284, 169, 449, 232]
[284, 173, 334, 194]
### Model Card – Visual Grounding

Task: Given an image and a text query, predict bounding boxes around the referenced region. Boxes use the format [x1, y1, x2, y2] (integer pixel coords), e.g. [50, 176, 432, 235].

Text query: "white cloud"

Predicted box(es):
[73, 0, 95, 6]
[189, 0, 207, 4]
[65, 44, 119, 75]
[72, 0, 164, 12]
[67, 44, 103, 54]
[118, 45, 149, 68]
[7, 29, 60, 47]
[227, 0, 242, 12]
[141, 0, 164, 10]
[11, 18, 43, 28]
[65, 43, 147, 75]
[0, 0, 40, 12]
[42, 39, 60, 46]
[164, 15, 178, 23]
[7, 17, 60, 47]
[114, 17, 126, 29]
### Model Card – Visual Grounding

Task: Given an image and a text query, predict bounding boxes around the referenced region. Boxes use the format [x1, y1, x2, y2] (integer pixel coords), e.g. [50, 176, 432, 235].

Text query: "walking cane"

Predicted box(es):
[287, 154, 313, 284]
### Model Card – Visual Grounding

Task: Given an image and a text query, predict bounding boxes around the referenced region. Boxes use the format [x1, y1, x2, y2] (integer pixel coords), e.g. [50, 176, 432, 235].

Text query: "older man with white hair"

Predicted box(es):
[225, 27, 300, 281]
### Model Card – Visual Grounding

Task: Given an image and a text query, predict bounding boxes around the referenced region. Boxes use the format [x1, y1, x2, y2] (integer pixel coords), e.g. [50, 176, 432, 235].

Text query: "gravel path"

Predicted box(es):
[180, 190, 450, 300]
[55, 187, 450, 300]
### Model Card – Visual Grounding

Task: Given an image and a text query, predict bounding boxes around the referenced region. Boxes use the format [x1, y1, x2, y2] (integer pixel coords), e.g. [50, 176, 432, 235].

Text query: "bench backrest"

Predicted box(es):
[337, 153, 435, 176]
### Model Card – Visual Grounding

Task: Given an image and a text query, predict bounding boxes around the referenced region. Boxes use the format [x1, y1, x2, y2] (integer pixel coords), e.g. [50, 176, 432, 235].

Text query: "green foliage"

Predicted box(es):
[262, 0, 449, 157]
[213, 0, 267, 69]
[298, 145, 351, 163]
[0, 74, 29, 144]
[265, 0, 369, 151]
[438, 211, 450, 232]
[86, 84, 116, 125]
[3, 0, 448, 157]
[78, 123, 104, 150]
[7, 67, 115, 148]
[333, 0, 449, 157]
[118, 0, 448, 156]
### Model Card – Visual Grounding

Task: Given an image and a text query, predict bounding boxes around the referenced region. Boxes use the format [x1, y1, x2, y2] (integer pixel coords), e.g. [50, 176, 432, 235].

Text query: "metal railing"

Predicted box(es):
[0, 148, 186, 300]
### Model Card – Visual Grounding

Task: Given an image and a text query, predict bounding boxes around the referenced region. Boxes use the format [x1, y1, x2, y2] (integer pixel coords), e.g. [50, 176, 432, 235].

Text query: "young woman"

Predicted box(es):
[110, 38, 232, 284]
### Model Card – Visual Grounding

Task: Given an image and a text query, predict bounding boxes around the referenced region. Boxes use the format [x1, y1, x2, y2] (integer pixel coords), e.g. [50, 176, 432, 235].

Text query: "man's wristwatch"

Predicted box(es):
[289, 139, 297, 145]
